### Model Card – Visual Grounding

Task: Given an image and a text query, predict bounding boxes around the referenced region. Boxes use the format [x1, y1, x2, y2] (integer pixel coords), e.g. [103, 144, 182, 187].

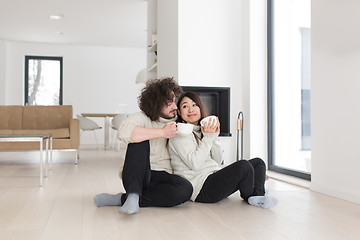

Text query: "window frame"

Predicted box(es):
[24, 55, 63, 105]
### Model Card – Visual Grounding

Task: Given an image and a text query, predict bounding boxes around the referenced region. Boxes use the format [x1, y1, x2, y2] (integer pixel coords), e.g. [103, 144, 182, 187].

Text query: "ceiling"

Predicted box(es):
[0, 0, 147, 48]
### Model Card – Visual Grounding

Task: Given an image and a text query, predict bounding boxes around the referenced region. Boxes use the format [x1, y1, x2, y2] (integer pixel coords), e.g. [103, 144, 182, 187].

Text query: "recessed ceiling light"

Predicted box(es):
[49, 14, 65, 20]
[55, 31, 64, 35]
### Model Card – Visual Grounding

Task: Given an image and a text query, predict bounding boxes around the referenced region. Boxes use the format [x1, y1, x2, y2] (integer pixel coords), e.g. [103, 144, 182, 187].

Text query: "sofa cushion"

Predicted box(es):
[22, 105, 73, 130]
[0, 106, 23, 129]
[0, 130, 15, 135]
[0, 129, 70, 139]
[11, 128, 70, 139]
[0, 138, 72, 150]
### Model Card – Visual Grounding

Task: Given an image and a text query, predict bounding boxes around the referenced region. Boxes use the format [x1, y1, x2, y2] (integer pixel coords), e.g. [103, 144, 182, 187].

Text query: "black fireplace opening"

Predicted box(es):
[181, 86, 231, 136]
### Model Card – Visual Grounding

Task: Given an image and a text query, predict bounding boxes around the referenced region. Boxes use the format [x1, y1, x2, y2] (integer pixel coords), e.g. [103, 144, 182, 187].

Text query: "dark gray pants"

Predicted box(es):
[121, 141, 193, 207]
[195, 158, 266, 203]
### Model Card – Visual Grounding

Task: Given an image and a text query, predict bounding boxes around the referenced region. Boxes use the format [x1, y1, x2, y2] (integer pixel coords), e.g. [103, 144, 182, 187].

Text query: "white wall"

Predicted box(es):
[178, 0, 249, 164]
[250, 0, 267, 163]
[157, 0, 178, 80]
[1, 40, 146, 144]
[0, 41, 6, 104]
[311, 0, 360, 204]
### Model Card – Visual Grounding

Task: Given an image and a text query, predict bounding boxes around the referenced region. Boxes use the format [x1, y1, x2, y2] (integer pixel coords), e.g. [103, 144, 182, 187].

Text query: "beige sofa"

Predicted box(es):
[0, 105, 80, 162]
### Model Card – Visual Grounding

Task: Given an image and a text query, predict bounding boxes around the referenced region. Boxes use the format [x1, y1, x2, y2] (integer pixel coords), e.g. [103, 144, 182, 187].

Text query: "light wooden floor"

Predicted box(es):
[0, 146, 359, 240]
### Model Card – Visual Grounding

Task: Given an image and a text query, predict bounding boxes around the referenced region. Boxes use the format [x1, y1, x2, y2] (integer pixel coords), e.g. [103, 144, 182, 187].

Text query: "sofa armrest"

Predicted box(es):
[69, 118, 80, 149]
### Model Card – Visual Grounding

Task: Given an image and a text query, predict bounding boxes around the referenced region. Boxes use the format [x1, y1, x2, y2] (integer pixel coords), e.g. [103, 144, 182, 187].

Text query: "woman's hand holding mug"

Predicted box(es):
[201, 116, 220, 133]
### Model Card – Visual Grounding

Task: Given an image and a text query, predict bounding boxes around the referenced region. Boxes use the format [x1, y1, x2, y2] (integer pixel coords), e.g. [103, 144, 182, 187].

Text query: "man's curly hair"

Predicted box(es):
[138, 77, 183, 121]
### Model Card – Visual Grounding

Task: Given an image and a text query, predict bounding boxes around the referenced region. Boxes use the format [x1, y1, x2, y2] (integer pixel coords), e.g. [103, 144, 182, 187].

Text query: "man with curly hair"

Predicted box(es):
[94, 78, 193, 214]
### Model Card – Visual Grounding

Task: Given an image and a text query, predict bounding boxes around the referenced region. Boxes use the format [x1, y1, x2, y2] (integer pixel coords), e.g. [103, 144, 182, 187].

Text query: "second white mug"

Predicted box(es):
[176, 123, 193, 135]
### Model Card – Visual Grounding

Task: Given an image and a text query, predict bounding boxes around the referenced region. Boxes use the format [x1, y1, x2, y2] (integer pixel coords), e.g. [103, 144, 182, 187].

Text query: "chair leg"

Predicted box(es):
[75, 150, 79, 165]
[93, 131, 99, 149]
[80, 130, 99, 149]
[110, 129, 114, 148]
[112, 130, 117, 149]
[110, 128, 114, 148]
[117, 140, 120, 151]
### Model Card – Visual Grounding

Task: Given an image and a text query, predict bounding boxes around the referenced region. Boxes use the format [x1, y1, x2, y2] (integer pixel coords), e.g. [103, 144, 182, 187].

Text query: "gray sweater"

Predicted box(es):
[168, 125, 224, 201]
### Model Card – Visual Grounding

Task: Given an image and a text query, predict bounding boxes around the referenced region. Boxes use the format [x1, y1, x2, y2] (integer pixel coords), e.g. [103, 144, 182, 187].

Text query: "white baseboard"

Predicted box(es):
[310, 182, 360, 205]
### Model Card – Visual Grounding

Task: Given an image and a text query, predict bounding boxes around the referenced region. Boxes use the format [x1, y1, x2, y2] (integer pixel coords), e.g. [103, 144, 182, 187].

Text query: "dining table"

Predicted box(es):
[81, 113, 118, 149]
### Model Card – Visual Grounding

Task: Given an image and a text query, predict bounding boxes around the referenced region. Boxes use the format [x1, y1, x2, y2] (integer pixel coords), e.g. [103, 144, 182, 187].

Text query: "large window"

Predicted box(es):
[268, 0, 311, 180]
[24, 56, 63, 105]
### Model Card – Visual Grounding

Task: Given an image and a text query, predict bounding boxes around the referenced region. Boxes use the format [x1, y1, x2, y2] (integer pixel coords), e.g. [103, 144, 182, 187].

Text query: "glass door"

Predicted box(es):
[268, 0, 311, 179]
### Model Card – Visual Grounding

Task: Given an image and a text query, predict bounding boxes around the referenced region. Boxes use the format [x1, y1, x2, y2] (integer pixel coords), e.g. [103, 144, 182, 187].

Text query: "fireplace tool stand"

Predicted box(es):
[236, 111, 244, 161]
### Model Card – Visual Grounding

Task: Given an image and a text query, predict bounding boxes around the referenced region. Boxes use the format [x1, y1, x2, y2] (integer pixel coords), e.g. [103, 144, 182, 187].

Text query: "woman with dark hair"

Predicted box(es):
[94, 78, 193, 214]
[168, 91, 278, 208]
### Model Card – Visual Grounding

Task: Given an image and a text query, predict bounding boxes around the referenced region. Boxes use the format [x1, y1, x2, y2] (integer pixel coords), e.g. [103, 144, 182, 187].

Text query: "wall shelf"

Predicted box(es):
[147, 0, 158, 79]
[148, 41, 157, 52]
[148, 63, 158, 72]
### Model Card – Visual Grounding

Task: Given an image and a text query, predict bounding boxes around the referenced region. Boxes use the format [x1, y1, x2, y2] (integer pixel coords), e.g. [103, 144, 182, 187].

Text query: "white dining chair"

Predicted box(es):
[110, 114, 127, 151]
[77, 115, 102, 148]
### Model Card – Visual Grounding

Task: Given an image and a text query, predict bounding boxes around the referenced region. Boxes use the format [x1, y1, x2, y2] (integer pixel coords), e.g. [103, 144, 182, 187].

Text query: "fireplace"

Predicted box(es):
[181, 86, 231, 136]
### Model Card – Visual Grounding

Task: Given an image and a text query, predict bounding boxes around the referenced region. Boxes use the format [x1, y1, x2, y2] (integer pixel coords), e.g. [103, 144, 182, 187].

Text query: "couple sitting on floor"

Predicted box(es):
[94, 78, 278, 214]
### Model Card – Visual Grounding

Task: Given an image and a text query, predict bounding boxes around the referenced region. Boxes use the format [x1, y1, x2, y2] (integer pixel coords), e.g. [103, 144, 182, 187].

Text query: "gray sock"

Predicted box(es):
[94, 193, 122, 207]
[265, 189, 269, 196]
[119, 193, 140, 214]
[248, 196, 278, 209]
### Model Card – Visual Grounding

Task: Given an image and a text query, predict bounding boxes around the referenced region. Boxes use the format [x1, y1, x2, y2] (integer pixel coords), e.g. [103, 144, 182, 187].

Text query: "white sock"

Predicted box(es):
[119, 193, 140, 214]
[94, 193, 122, 207]
[248, 196, 278, 209]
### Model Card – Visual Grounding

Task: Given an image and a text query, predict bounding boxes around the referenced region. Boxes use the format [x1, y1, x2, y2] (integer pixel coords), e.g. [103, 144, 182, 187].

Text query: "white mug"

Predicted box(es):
[200, 115, 218, 127]
[176, 123, 193, 135]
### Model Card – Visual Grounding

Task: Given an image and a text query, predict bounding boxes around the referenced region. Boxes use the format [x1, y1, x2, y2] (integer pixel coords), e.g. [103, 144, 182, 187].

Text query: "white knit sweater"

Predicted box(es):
[168, 125, 224, 201]
[117, 111, 175, 174]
